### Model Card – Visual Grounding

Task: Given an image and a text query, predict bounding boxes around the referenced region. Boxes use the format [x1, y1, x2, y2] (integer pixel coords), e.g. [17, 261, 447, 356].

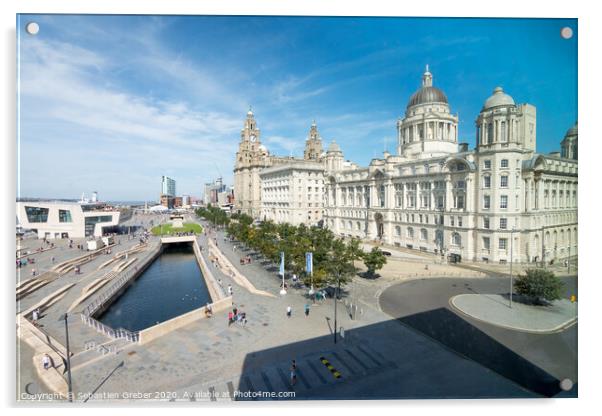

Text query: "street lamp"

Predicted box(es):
[334, 274, 340, 344]
[509, 227, 516, 308]
[58, 313, 73, 402]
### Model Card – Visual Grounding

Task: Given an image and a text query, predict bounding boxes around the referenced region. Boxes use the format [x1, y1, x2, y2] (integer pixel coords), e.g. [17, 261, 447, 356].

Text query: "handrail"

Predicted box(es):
[79, 241, 160, 344]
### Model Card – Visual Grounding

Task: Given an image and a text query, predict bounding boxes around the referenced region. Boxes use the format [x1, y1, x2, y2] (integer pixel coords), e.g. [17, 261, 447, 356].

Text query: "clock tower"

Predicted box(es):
[233, 108, 271, 217]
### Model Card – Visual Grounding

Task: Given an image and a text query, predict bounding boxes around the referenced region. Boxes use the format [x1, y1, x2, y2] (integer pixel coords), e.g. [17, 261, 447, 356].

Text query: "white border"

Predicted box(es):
[2, 1, 599, 416]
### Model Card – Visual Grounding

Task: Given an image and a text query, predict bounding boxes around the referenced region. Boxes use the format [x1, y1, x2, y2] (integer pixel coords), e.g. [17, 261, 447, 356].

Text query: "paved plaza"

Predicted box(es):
[16, 215, 578, 401]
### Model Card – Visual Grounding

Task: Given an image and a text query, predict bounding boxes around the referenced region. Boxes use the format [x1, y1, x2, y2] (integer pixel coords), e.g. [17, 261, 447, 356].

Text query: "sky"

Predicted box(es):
[17, 15, 577, 202]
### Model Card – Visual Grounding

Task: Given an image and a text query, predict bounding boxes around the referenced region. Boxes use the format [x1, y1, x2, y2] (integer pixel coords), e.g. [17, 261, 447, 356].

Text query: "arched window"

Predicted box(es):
[407, 227, 414, 238]
[451, 232, 461, 246]
[395, 226, 401, 236]
[420, 228, 428, 241]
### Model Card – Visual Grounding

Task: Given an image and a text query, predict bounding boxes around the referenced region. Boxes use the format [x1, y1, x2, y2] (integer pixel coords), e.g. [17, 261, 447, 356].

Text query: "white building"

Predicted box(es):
[16, 201, 121, 239]
[323, 67, 578, 264]
[260, 162, 325, 226]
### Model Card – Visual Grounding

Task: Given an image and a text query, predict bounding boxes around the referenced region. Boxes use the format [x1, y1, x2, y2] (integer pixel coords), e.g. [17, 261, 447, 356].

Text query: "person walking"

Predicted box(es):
[42, 354, 51, 370]
[304, 303, 310, 317]
[286, 305, 292, 318]
[228, 311, 233, 326]
[228, 284, 233, 296]
[290, 360, 297, 386]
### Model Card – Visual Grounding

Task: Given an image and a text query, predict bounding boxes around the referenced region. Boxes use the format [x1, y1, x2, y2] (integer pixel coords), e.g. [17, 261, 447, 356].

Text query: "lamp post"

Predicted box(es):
[509, 227, 515, 308]
[566, 228, 571, 274]
[58, 313, 73, 402]
[334, 274, 340, 344]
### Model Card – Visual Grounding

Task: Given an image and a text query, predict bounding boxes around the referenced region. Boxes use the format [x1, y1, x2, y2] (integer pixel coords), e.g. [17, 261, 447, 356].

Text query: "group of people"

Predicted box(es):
[227, 306, 247, 326]
[285, 304, 311, 318]
[16, 257, 34, 268]
[173, 231, 195, 237]
[239, 255, 252, 265]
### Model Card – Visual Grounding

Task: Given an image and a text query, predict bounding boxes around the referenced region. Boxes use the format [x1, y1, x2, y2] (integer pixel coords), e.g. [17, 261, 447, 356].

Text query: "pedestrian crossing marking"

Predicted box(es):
[319, 356, 342, 379]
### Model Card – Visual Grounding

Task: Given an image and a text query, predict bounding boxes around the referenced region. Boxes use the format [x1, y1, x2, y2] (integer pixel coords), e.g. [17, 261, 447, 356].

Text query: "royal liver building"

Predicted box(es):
[323, 66, 578, 264]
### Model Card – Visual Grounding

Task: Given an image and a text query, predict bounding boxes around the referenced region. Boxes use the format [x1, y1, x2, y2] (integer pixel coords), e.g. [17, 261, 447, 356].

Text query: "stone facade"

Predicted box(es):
[233, 110, 330, 220]
[323, 67, 578, 264]
[259, 162, 325, 226]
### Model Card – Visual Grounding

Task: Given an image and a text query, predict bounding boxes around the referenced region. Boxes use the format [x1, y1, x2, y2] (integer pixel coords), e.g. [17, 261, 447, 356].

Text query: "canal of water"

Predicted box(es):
[98, 243, 211, 332]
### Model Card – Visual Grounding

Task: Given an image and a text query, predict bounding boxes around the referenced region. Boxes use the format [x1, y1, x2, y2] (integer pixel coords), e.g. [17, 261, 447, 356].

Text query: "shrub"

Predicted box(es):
[514, 268, 565, 305]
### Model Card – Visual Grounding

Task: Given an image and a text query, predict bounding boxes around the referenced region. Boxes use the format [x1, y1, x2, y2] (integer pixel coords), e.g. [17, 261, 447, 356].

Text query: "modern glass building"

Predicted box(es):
[161, 176, 176, 197]
[16, 201, 120, 239]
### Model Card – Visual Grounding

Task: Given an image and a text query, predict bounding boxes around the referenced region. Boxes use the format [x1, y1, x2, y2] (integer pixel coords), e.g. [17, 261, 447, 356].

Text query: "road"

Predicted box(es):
[379, 277, 578, 397]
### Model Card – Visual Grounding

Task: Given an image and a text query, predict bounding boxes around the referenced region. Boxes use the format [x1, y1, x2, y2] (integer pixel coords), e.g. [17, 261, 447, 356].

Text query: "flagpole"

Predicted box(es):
[307, 252, 315, 299]
[280, 251, 287, 295]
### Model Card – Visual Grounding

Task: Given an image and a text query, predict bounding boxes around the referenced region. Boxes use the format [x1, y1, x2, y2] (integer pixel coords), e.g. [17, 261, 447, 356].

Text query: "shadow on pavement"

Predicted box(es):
[233, 318, 544, 401]
[398, 307, 575, 398]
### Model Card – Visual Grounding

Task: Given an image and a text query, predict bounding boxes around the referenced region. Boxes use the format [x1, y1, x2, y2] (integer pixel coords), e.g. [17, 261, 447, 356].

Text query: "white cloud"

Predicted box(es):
[18, 36, 242, 200]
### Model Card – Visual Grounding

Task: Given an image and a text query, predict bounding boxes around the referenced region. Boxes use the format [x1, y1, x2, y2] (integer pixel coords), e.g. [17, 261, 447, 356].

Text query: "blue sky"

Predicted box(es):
[17, 15, 577, 201]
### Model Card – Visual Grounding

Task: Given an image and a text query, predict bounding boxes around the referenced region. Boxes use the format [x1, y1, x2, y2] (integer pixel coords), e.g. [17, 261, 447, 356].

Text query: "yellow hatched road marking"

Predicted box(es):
[319, 356, 342, 379]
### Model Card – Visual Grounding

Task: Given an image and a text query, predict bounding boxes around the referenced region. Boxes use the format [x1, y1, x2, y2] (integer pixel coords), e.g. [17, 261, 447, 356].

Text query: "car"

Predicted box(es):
[381, 250, 392, 256]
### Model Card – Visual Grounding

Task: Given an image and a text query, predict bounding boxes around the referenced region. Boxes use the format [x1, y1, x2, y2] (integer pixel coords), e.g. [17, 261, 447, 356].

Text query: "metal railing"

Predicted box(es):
[79, 241, 161, 344]
[79, 314, 140, 343]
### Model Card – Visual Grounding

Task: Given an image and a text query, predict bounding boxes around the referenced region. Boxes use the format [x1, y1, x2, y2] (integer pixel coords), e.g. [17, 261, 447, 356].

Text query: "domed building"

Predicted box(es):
[321, 67, 578, 265]
[476, 86, 537, 152]
[397, 65, 459, 159]
[233, 67, 578, 265]
[561, 122, 578, 160]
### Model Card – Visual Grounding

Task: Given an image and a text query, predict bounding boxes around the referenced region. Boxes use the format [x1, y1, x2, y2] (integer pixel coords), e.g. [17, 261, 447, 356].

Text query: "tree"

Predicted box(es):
[362, 247, 387, 278]
[321, 238, 355, 288]
[514, 268, 565, 305]
[346, 237, 364, 278]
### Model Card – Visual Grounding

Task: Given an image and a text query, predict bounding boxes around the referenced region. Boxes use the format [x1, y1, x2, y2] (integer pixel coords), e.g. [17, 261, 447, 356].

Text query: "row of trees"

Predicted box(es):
[195, 204, 230, 227]
[197, 209, 387, 290]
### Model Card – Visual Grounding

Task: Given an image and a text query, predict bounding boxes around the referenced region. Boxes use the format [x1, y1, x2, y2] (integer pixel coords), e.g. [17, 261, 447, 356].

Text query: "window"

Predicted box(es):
[451, 232, 461, 246]
[501, 121, 507, 142]
[420, 228, 428, 241]
[501, 159, 509, 168]
[483, 237, 490, 250]
[58, 209, 72, 223]
[487, 123, 493, 142]
[395, 226, 401, 236]
[407, 227, 414, 238]
[25, 206, 49, 223]
[500, 195, 508, 209]
[484, 160, 491, 170]
[450, 217, 455, 226]
[458, 217, 463, 227]
[483, 195, 491, 209]
[500, 218, 507, 229]
[500, 175, 508, 188]
[483, 217, 490, 229]
[455, 195, 465, 209]
[499, 238, 508, 250]
[84, 215, 113, 237]
[483, 176, 491, 188]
